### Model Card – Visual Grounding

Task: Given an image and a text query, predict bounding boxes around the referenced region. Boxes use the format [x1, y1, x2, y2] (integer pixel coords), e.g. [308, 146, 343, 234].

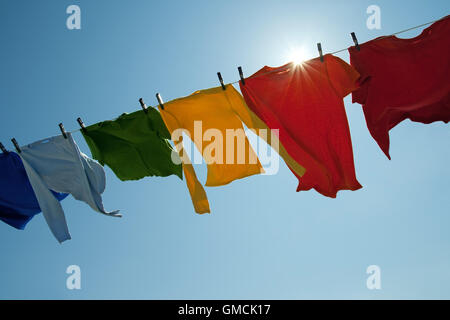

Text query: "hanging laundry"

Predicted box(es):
[221, 84, 307, 180]
[19, 133, 120, 243]
[81, 108, 182, 181]
[158, 85, 265, 213]
[0, 151, 68, 230]
[349, 15, 450, 159]
[240, 55, 362, 198]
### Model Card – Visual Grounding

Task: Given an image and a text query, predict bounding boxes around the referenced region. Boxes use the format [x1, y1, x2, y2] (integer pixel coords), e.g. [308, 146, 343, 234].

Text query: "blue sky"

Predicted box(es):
[0, 0, 449, 299]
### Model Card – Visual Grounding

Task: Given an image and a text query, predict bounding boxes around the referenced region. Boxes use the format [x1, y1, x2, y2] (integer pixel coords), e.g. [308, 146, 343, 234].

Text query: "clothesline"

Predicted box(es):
[2, 14, 448, 243]
[327, 17, 442, 56]
[229, 17, 443, 84]
[63, 16, 442, 135]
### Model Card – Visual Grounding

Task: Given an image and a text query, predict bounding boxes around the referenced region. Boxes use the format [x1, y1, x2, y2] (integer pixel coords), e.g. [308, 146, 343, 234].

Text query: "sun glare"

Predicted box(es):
[286, 46, 308, 65]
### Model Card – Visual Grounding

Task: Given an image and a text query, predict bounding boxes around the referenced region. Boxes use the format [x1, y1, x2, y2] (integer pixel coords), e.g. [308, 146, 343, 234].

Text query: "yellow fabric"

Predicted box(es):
[226, 85, 307, 179]
[159, 85, 264, 213]
[172, 137, 211, 214]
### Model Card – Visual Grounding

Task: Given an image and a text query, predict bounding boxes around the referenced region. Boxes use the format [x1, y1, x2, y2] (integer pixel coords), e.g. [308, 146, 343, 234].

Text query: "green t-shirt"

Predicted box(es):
[81, 108, 182, 181]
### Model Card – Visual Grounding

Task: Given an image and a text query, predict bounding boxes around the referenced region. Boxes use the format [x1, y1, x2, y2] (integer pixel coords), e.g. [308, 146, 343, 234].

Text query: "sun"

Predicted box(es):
[285, 46, 308, 65]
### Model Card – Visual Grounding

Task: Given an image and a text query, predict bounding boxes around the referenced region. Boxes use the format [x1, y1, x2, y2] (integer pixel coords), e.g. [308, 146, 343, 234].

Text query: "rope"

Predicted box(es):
[67, 16, 445, 134]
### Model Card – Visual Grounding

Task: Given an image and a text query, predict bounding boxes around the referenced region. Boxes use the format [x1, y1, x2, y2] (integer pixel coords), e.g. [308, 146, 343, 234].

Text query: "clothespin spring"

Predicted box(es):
[77, 117, 86, 132]
[238, 66, 245, 85]
[59, 123, 68, 139]
[317, 43, 324, 62]
[351, 32, 360, 51]
[217, 72, 226, 90]
[0, 142, 7, 153]
[139, 98, 148, 113]
[11, 138, 21, 153]
[156, 93, 165, 110]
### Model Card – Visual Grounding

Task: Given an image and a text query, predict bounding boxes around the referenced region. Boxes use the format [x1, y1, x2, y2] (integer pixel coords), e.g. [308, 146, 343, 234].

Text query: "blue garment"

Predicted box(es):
[19, 133, 120, 243]
[0, 151, 68, 230]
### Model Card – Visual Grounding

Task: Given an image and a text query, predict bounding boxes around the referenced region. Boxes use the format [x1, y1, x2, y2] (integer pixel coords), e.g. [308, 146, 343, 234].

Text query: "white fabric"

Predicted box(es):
[19, 133, 120, 243]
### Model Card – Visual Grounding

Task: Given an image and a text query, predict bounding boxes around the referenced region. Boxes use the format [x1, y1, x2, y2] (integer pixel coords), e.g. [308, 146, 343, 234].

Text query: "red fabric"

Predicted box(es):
[239, 54, 362, 198]
[349, 15, 450, 159]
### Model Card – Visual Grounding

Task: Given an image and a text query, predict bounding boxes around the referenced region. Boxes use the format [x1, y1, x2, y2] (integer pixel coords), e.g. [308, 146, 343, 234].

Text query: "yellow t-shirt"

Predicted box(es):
[159, 84, 306, 214]
[159, 85, 263, 213]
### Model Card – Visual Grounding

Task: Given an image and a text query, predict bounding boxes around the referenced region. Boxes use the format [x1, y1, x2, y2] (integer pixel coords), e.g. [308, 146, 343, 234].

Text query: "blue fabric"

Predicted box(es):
[18, 133, 120, 243]
[0, 152, 68, 230]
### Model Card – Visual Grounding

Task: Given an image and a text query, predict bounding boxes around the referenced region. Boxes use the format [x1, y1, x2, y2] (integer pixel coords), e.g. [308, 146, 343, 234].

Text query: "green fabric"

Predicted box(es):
[81, 108, 182, 181]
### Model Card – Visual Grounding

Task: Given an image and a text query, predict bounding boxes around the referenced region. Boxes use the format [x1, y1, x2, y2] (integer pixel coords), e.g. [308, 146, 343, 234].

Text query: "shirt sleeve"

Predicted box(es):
[348, 47, 372, 105]
[159, 106, 211, 214]
[19, 154, 72, 243]
[68, 134, 121, 218]
[326, 54, 361, 98]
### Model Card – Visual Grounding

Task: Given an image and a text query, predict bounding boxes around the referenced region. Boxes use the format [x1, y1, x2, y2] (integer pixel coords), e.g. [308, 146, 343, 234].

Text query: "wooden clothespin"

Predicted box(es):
[238, 66, 245, 85]
[0, 142, 7, 153]
[317, 43, 324, 62]
[217, 72, 226, 90]
[139, 98, 148, 113]
[59, 123, 68, 139]
[156, 93, 164, 110]
[351, 32, 360, 51]
[77, 117, 86, 132]
[11, 138, 21, 153]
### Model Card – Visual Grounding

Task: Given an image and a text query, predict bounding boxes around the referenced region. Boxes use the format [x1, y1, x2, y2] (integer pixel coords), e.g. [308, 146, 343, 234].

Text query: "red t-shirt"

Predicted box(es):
[240, 54, 362, 198]
[349, 15, 450, 159]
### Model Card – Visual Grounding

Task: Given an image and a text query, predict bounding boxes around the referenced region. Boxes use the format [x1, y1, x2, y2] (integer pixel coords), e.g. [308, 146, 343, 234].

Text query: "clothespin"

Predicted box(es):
[11, 138, 21, 153]
[0, 142, 7, 153]
[156, 93, 164, 110]
[59, 123, 68, 139]
[317, 43, 324, 62]
[139, 98, 148, 113]
[238, 66, 245, 85]
[217, 72, 226, 90]
[77, 117, 86, 132]
[351, 32, 360, 51]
